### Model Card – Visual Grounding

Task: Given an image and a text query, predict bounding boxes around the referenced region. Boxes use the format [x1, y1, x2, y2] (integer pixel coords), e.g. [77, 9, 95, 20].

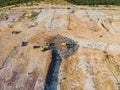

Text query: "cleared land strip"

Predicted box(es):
[65, 35, 120, 53]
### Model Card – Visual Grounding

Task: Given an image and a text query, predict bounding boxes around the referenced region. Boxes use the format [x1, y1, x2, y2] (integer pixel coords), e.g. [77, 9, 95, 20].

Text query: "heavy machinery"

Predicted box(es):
[40, 43, 55, 52]
[33, 43, 52, 52]
[40, 44, 49, 51]
[61, 42, 67, 47]
[34, 42, 74, 52]
[61, 42, 75, 48]
[61, 42, 70, 48]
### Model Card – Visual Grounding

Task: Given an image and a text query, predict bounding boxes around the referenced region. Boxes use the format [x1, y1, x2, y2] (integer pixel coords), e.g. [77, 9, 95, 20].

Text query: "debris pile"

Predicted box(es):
[47, 34, 79, 59]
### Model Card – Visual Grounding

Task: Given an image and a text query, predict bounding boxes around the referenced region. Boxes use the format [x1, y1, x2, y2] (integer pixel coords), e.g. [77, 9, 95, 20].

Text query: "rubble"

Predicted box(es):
[47, 34, 79, 59]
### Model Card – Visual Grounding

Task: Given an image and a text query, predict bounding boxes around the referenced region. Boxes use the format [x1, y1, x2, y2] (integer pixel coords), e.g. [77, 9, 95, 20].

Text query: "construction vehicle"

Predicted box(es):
[61, 42, 67, 47]
[33, 43, 50, 51]
[40, 46, 49, 52]
[61, 42, 75, 48]
[40, 43, 55, 52]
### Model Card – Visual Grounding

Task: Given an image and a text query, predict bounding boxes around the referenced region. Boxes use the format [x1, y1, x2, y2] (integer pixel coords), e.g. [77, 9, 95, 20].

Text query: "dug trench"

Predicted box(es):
[44, 35, 79, 90]
[44, 48, 62, 90]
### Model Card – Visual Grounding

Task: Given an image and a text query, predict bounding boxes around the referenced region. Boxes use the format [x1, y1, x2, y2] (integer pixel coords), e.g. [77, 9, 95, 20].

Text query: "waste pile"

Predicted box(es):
[47, 34, 79, 59]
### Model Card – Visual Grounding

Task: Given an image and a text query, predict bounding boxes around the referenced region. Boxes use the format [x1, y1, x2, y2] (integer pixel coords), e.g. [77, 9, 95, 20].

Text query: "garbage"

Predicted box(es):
[46, 34, 79, 59]
[21, 41, 29, 46]
[12, 31, 21, 34]
[4, 16, 9, 20]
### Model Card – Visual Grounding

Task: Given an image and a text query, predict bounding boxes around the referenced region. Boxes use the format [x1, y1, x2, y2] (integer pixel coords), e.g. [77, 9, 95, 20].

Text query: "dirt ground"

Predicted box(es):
[0, 5, 120, 90]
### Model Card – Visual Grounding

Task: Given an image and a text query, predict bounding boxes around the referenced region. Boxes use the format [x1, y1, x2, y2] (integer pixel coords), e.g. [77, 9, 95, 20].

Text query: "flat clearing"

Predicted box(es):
[0, 5, 120, 90]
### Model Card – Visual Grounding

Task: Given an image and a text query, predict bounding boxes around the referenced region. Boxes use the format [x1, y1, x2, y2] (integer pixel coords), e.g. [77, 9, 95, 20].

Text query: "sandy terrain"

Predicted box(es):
[0, 5, 120, 90]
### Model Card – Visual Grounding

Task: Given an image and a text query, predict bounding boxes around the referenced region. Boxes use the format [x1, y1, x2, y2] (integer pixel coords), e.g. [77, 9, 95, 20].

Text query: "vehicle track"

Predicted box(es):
[49, 9, 56, 30]
[104, 52, 120, 90]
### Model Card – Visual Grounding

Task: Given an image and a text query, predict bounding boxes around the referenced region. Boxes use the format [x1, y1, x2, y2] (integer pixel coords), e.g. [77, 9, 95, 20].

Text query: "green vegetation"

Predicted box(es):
[0, 0, 119, 7]
[66, 0, 120, 5]
[18, 12, 27, 21]
[29, 11, 39, 20]
[0, 0, 43, 7]
[0, 13, 8, 21]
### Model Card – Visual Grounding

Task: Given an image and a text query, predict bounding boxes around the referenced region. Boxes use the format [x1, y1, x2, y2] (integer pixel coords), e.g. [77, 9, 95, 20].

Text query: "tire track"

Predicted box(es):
[49, 9, 56, 30]
[104, 52, 120, 90]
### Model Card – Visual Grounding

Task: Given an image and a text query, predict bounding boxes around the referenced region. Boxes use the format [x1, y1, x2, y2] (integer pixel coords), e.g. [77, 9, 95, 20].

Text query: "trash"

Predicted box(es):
[67, 7, 71, 9]
[33, 46, 40, 49]
[13, 46, 17, 50]
[46, 34, 79, 59]
[99, 35, 102, 38]
[4, 16, 9, 20]
[21, 42, 28, 46]
[69, 9, 75, 14]
[28, 22, 38, 28]
[12, 31, 21, 34]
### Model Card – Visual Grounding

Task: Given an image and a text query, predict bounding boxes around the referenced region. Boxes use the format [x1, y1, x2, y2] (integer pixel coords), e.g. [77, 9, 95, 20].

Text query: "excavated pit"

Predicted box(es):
[44, 49, 62, 90]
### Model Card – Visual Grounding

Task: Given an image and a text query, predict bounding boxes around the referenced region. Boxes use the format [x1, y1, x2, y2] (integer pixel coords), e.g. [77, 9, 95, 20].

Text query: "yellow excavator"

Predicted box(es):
[40, 43, 50, 52]
[61, 42, 74, 48]
[39, 42, 73, 52]
[61, 42, 67, 47]
[61, 42, 70, 48]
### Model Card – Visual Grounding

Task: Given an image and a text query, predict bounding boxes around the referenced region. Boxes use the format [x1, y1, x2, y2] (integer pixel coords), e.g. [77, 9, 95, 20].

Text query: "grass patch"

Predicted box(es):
[66, 0, 120, 5]
[18, 12, 26, 21]
[29, 11, 39, 21]
[0, 0, 120, 7]
[0, 13, 8, 21]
